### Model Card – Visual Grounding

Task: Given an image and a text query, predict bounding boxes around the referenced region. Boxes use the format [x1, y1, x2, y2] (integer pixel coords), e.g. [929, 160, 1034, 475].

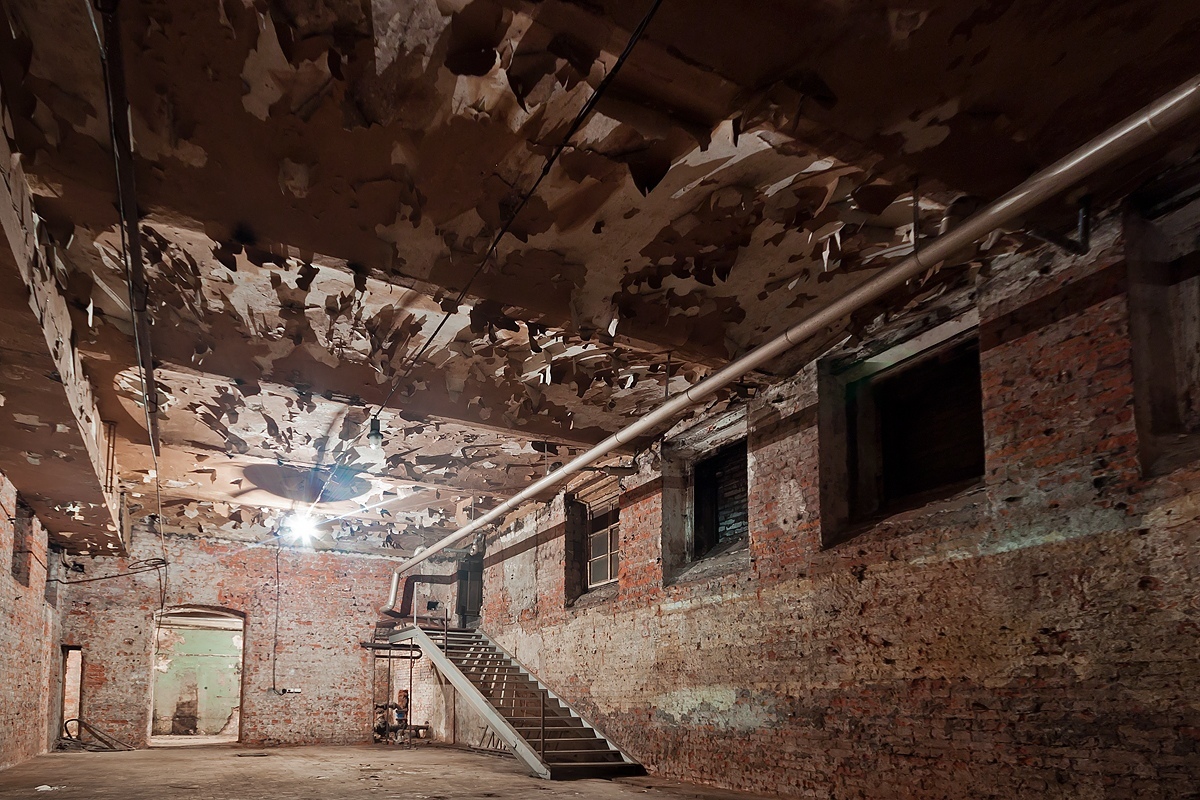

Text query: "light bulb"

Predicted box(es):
[368, 417, 383, 451]
[284, 513, 319, 544]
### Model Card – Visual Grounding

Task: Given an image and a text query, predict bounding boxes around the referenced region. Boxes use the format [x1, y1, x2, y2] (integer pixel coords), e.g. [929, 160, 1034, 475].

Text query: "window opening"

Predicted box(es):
[821, 328, 984, 545]
[692, 442, 749, 560]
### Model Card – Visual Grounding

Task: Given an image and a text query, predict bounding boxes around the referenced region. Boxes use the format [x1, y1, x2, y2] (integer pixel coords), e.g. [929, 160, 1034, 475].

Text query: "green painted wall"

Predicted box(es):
[152, 627, 243, 736]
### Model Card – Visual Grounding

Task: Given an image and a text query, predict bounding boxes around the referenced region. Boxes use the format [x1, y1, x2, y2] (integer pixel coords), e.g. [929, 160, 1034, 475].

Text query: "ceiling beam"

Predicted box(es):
[0, 118, 124, 553]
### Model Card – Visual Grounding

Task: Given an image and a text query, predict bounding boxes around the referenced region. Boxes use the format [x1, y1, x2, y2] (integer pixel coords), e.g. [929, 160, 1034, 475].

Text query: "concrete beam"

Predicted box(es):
[0, 95, 125, 554]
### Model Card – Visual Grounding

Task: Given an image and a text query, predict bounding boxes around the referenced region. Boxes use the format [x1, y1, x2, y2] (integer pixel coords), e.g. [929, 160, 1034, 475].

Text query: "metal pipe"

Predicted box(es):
[379, 571, 455, 615]
[382, 71, 1200, 594]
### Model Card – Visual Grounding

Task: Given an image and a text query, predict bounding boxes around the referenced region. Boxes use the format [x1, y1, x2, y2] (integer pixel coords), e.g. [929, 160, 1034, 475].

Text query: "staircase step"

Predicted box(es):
[543, 753, 625, 764]
[447, 656, 509, 662]
[396, 624, 642, 780]
[449, 655, 506, 661]
[547, 762, 647, 781]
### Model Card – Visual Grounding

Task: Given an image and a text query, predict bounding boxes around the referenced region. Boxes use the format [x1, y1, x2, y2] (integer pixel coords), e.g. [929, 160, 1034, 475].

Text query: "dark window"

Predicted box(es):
[841, 336, 984, 534]
[1126, 205, 1200, 475]
[692, 442, 749, 560]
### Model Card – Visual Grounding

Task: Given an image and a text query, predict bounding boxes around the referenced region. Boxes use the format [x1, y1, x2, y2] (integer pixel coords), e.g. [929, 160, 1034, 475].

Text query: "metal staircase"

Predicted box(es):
[388, 624, 644, 780]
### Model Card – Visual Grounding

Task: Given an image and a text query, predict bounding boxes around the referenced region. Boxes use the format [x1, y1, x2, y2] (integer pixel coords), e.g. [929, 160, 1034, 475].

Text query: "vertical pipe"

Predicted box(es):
[406, 638, 413, 745]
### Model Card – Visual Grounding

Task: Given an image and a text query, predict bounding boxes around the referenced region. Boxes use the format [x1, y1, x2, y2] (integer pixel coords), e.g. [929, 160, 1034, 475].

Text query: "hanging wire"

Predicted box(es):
[272, 546, 282, 693]
[83, 0, 170, 629]
[49, 558, 168, 585]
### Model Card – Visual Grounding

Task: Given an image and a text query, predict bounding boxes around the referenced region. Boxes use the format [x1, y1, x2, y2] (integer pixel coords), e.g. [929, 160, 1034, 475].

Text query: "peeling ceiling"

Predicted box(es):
[1, 0, 1199, 554]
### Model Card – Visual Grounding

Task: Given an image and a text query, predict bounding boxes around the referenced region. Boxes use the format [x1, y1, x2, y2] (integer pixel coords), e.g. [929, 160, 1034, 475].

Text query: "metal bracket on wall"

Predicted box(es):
[1027, 197, 1092, 256]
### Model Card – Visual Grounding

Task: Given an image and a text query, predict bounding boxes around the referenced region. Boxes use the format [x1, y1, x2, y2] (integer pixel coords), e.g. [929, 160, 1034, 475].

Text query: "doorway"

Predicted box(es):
[60, 646, 82, 739]
[150, 607, 244, 745]
[456, 554, 483, 629]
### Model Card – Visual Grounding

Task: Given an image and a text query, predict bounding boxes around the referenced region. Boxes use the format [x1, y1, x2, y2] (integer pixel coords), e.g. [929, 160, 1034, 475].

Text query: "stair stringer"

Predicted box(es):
[389, 626, 551, 779]
[478, 630, 640, 767]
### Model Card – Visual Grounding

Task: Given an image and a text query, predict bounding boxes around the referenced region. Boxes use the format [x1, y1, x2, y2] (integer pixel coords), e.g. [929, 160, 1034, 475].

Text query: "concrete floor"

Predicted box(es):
[0, 745, 775, 800]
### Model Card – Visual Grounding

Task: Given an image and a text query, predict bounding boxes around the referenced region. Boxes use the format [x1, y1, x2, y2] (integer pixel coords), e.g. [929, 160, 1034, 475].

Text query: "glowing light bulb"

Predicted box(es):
[368, 417, 384, 451]
[284, 513, 319, 544]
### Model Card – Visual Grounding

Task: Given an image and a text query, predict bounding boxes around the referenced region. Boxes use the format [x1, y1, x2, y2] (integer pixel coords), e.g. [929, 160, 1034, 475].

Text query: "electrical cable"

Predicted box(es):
[306, 0, 665, 512]
[83, 0, 170, 622]
[48, 558, 168, 585]
[58, 718, 135, 751]
[271, 546, 281, 693]
[11, 549, 48, 573]
[4, 507, 164, 587]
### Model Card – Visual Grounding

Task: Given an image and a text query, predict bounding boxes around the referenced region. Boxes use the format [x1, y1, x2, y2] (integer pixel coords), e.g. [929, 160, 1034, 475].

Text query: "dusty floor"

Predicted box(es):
[0, 745, 776, 800]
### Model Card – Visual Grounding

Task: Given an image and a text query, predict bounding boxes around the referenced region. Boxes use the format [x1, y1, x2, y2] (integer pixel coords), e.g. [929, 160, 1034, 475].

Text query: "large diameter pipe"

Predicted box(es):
[383, 72, 1200, 604]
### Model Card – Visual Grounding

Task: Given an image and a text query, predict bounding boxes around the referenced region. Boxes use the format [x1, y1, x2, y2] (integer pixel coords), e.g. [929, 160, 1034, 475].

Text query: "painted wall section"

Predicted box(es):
[480, 224, 1200, 798]
[152, 627, 243, 736]
[0, 469, 61, 770]
[61, 536, 397, 747]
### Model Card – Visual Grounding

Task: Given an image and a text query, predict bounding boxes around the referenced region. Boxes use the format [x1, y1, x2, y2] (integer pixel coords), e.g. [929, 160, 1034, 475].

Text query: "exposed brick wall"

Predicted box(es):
[0, 470, 60, 770]
[481, 224, 1200, 797]
[61, 535, 396, 747]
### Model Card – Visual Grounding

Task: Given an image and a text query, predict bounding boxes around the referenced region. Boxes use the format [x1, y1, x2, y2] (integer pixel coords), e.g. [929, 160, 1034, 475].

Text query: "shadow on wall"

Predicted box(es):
[151, 607, 245, 740]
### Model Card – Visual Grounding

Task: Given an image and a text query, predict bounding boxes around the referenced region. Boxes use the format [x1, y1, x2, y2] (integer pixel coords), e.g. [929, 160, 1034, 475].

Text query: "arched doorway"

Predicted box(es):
[150, 607, 245, 745]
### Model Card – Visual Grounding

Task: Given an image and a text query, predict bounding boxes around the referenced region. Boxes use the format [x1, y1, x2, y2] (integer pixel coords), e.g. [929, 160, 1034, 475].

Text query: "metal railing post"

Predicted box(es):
[539, 690, 545, 760]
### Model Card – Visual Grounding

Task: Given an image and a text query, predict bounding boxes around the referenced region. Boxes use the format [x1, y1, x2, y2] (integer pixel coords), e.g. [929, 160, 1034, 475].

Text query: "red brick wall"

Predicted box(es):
[481, 231, 1200, 796]
[0, 471, 60, 770]
[61, 535, 396, 747]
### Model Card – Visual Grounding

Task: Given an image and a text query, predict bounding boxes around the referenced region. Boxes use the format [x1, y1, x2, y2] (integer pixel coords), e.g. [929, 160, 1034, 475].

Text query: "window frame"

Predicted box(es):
[565, 476, 623, 601]
[1126, 203, 1200, 476]
[819, 313, 984, 546]
[585, 498, 620, 589]
[660, 406, 750, 582]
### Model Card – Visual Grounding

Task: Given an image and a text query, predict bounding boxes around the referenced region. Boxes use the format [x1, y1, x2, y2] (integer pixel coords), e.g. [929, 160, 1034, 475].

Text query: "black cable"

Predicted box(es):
[83, 0, 170, 620]
[308, 0, 665, 510]
[271, 546, 281, 693]
[12, 548, 48, 574]
[49, 558, 167, 585]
